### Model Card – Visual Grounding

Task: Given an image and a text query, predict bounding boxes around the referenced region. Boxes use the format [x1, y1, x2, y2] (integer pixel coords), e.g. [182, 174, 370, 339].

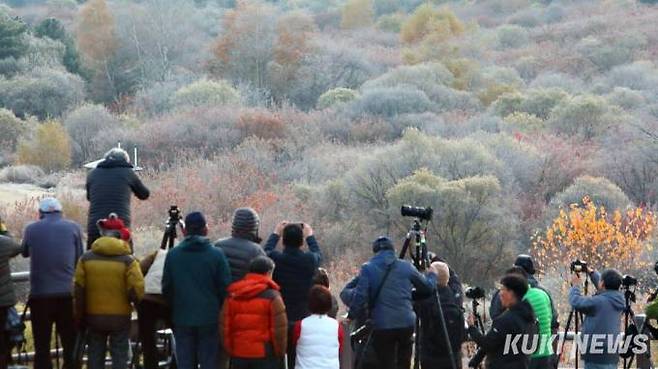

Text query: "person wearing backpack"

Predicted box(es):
[343, 236, 436, 369]
[416, 261, 464, 369]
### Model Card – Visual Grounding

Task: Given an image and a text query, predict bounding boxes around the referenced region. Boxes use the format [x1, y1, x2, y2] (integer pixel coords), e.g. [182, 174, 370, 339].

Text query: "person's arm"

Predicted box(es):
[74, 224, 84, 261]
[264, 233, 280, 256]
[589, 270, 601, 290]
[568, 285, 597, 314]
[216, 250, 231, 303]
[272, 295, 288, 357]
[489, 290, 504, 320]
[21, 227, 30, 258]
[140, 251, 158, 276]
[305, 235, 322, 267]
[129, 171, 150, 200]
[126, 258, 145, 304]
[85, 175, 91, 201]
[162, 254, 173, 304]
[329, 294, 339, 319]
[0, 235, 22, 258]
[409, 265, 436, 297]
[348, 265, 370, 321]
[340, 276, 359, 306]
[73, 259, 86, 325]
[468, 318, 507, 352]
[220, 300, 231, 355]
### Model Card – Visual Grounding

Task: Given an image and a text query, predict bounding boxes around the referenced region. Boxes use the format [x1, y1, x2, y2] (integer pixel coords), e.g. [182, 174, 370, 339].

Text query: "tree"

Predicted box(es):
[64, 104, 119, 165]
[317, 88, 359, 109]
[0, 10, 27, 60]
[173, 79, 240, 108]
[532, 196, 655, 281]
[0, 108, 26, 150]
[400, 5, 463, 44]
[548, 94, 617, 140]
[340, 0, 374, 29]
[35, 18, 81, 74]
[17, 120, 72, 173]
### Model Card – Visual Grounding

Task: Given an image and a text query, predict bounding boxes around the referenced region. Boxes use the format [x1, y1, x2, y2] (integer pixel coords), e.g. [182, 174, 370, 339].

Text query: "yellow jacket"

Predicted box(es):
[74, 236, 144, 331]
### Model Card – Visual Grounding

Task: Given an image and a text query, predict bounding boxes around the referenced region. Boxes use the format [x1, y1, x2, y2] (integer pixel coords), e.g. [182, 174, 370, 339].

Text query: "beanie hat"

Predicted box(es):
[372, 236, 395, 253]
[97, 213, 131, 241]
[39, 197, 62, 213]
[185, 211, 207, 235]
[231, 207, 260, 241]
[514, 254, 536, 275]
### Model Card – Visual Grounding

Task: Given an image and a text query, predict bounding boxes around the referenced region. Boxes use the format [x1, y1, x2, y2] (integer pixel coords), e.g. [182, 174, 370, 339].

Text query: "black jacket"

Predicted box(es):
[86, 158, 150, 242]
[214, 236, 265, 282]
[469, 300, 537, 369]
[490, 275, 558, 330]
[416, 286, 465, 364]
[264, 233, 322, 322]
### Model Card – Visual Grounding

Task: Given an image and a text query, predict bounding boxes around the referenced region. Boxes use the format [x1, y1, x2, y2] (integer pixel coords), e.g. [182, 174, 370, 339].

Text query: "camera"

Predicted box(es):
[622, 275, 637, 287]
[570, 259, 588, 274]
[168, 205, 182, 223]
[401, 205, 433, 221]
[465, 286, 485, 299]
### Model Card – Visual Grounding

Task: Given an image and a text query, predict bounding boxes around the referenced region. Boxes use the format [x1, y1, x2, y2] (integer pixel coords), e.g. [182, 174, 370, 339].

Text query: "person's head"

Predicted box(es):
[184, 212, 208, 236]
[308, 285, 333, 315]
[104, 148, 130, 163]
[505, 266, 529, 279]
[372, 236, 395, 254]
[431, 262, 450, 287]
[599, 269, 622, 291]
[231, 207, 261, 243]
[282, 223, 303, 248]
[514, 254, 536, 275]
[499, 274, 528, 309]
[38, 197, 62, 215]
[96, 213, 131, 241]
[314, 268, 330, 288]
[249, 256, 275, 277]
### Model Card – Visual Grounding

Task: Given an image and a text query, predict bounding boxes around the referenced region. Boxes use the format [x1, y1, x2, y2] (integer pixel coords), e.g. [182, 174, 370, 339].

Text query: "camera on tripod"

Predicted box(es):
[161, 205, 184, 250]
[465, 286, 485, 300]
[622, 274, 638, 288]
[570, 259, 588, 274]
[167, 205, 182, 225]
[401, 205, 433, 221]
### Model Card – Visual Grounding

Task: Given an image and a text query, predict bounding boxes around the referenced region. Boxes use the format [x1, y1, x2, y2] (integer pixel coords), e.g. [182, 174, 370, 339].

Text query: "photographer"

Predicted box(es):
[467, 274, 536, 369]
[264, 221, 322, 369]
[569, 269, 624, 369]
[416, 261, 464, 369]
[345, 236, 436, 369]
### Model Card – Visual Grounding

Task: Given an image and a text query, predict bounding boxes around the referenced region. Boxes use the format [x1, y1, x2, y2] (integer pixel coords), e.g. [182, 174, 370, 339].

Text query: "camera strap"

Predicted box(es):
[368, 262, 395, 318]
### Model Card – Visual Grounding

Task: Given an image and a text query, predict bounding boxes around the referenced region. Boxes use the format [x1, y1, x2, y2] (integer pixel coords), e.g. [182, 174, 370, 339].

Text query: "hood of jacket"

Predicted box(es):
[600, 290, 625, 311]
[179, 235, 212, 252]
[372, 249, 397, 266]
[228, 273, 280, 300]
[91, 236, 131, 256]
[98, 158, 133, 169]
[511, 299, 535, 323]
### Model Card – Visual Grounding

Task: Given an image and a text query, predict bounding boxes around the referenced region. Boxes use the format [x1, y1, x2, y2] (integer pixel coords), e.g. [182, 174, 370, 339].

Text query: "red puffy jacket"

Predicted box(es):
[220, 273, 288, 358]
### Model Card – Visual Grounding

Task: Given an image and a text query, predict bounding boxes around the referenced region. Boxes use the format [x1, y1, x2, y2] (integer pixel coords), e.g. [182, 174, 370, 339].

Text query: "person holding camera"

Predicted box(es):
[264, 221, 322, 368]
[569, 269, 625, 369]
[344, 236, 437, 369]
[467, 274, 536, 369]
[416, 261, 464, 369]
[215, 207, 265, 282]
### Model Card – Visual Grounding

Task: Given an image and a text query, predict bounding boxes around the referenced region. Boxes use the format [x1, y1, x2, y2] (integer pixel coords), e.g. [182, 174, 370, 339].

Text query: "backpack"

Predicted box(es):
[418, 288, 465, 357]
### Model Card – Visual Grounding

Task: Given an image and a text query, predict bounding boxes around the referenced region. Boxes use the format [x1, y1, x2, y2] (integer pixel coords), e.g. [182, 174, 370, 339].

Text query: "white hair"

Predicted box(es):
[104, 148, 130, 163]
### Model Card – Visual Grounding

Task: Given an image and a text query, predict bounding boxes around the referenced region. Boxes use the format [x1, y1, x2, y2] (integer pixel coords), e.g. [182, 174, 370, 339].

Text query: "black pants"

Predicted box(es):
[529, 356, 551, 369]
[230, 357, 280, 369]
[364, 328, 414, 369]
[286, 322, 297, 369]
[31, 296, 77, 369]
[137, 300, 172, 369]
[0, 306, 8, 369]
[421, 353, 462, 369]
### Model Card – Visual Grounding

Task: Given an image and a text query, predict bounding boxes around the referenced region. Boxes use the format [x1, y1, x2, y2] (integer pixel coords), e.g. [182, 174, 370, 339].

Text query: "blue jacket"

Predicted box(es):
[162, 235, 231, 327]
[22, 213, 83, 298]
[347, 249, 436, 330]
[264, 233, 322, 322]
[569, 273, 625, 365]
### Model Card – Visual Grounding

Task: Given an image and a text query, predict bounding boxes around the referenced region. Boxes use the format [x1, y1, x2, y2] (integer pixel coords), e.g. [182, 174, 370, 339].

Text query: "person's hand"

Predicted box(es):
[426, 263, 438, 275]
[302, 223, 314, 238]
[467, 313, 476, 327]
[274, 221, 288, 236]
[571, 273, 582, 286]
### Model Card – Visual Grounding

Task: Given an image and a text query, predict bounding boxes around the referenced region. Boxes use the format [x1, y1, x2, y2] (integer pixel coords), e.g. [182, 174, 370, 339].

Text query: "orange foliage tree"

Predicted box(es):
[531, 196, 655, 279]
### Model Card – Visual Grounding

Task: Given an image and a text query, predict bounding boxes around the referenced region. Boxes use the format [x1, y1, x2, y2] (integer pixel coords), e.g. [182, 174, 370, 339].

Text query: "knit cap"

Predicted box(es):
[231, 208, 260, 240]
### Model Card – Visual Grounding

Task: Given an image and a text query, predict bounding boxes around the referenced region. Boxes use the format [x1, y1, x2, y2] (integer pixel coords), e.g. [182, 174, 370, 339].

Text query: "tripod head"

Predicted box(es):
[398, 217, 429, 270]
[161, 205, 184, 250]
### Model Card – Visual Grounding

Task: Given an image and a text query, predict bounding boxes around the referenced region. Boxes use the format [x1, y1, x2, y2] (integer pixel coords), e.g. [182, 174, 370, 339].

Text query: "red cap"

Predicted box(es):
[97, 213, 131, 241]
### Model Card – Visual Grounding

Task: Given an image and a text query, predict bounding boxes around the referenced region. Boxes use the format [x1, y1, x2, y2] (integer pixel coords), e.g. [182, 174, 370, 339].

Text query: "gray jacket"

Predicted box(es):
[569, 279, 625, 364]
[215, 236, 265, 282]
[0, 235, 22, 307]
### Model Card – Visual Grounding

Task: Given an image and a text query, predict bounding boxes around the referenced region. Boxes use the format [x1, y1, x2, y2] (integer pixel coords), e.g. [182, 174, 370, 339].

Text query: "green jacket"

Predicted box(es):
[524, 286, 553, 358]
[646, 299, 658, 321]
[162, 235, 231, 327]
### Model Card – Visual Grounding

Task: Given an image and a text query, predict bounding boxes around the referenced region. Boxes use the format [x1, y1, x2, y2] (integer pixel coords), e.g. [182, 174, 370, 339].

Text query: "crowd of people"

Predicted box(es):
[0, 148, 652, 369]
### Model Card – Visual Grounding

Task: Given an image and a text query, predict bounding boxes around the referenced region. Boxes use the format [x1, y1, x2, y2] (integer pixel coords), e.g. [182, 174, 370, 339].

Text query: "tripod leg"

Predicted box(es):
[414, 317, 421, 369]
[557, 310, 574, 361]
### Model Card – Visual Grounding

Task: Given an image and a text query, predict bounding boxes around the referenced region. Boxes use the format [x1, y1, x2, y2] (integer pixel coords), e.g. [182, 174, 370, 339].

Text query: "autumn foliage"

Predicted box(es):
[532, 196, 656, 278]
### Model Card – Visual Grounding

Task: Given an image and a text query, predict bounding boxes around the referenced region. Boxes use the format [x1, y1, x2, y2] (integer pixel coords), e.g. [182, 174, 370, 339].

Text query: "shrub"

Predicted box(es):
[63, 104, 120, 165]
[350, 86, 432, 117]
[377, 13, 405, 32]
[508, 9, 541, 28]
[0, 68, 85, 119]
[520, 88, 569, 120]
[400, 4, 464, 44]
[503, 111, 544, 132]
[550, 175, 632, 212]
[529, 72, 584, 94]
[548, 94, 616, 139]
[341, 0, 374, 29]
[577, 36, 634, 71]
[0, 165, 44, 184]
[0, 108, 25, 150]
[317, 88, 359, 109]
[17, 120, 71, 173]
[173, 79, 241, 109]
[496, 25, 529, 49]
[543, 5, 565, 24]
[606, 87, 645, 110]
[604, 61, 658, 91]
[235, 110, 286, 140]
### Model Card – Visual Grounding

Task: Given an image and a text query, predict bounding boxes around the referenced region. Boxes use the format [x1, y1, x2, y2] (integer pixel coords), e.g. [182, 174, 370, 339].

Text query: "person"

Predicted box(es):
[569, 269, 625, 369]
[162, 212, 231, 369]
[467, 274, 536, 369]
[22, 197, 83, 369]
[74, 214, 144, 369]
[313, 268, 339, 319]
[344, 236, 437, 369]
[0, 228, 22, 369]
[215, 207, 265, 282]
[138, 246, 172, 369]
[416, 261, 464, 369]
[264, 221, 322, 369]
[86, 148, 150, 248]
[221, 256, 287, 369]
[292, 285, 344, 369]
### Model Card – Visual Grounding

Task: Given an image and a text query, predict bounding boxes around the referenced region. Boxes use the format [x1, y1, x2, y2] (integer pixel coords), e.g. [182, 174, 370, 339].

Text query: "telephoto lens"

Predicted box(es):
[400, 205, 433, 221]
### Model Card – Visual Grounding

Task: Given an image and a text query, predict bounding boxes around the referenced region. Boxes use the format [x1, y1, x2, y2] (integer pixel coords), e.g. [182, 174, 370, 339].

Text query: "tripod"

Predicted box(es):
[467, 298, 486, 369]
[557, 271, 589, 369]
[622, 284, 637, 369]
[399, 219, 457, 369]
[160, 205, 184, 250]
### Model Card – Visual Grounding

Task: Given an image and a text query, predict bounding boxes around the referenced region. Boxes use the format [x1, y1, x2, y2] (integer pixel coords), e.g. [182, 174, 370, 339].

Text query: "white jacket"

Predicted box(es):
[144, 249, 167, 294]
[294, 314, 342, 369]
